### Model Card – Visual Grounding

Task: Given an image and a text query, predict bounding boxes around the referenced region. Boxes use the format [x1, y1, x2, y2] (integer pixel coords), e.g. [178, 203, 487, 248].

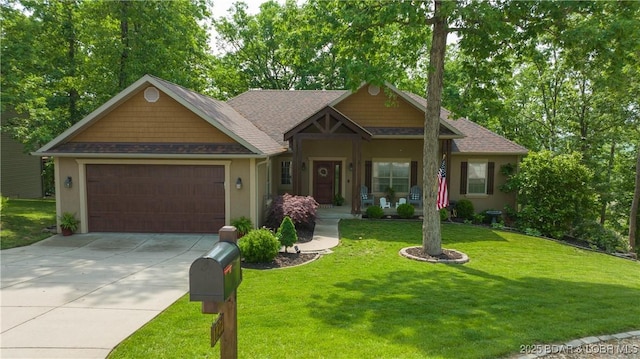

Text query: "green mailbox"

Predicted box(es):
[189, 241, 242, 303]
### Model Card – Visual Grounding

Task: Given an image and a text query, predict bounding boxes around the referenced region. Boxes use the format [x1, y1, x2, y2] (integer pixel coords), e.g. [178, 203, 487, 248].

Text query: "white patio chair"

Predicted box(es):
[379, 197, 391, 209]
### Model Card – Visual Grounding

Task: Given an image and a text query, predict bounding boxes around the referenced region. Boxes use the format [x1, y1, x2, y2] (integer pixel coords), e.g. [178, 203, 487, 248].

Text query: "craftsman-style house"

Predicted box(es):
[35, 75, 527, 234]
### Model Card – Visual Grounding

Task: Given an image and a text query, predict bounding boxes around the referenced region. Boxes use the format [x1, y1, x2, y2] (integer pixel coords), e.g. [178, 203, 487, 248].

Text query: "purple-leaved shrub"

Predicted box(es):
[266, 193, 318, 231]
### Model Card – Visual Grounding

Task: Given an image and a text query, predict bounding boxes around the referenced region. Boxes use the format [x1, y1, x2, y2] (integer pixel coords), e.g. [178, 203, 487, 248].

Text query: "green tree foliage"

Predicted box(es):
[82, 0, 212, 96]
[441, 1, 640, 239]
[2, 0, 85, 150]
[2, 0, 213, 151]
[514, 151, 597, 239]
[276, 216, 298, 252]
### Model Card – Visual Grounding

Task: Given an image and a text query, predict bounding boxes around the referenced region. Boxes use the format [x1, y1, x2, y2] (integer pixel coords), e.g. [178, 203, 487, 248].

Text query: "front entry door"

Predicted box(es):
[313, 161, 341, 204]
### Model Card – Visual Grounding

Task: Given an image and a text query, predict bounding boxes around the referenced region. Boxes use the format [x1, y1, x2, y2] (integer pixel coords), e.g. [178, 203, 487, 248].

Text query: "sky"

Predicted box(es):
[211, 0, 269, 18]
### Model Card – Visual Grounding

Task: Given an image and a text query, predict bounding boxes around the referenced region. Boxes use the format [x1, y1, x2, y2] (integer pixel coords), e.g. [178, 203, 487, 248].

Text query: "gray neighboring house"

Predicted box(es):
[1, 111, 43, 198]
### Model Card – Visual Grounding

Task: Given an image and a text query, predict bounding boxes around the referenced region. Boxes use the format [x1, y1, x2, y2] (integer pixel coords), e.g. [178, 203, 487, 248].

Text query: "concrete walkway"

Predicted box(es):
[0, 233, 218, 359]
[293, 207, 354, 252]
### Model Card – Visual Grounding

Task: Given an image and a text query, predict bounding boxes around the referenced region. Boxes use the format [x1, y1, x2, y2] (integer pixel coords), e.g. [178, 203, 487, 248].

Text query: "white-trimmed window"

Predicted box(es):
[280, 160, 292, 185]
[467, 161, 487, 194]
[373, 161, 410, 193]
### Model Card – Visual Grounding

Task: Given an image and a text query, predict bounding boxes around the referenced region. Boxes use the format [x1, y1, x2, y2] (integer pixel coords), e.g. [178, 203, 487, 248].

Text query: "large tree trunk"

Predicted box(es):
[118, 0, 130, 90]
[422, 0, 448, 256]
[629, 145, 640, 254]
[599, 141, 615, 225]
[63, 1, 80, 123]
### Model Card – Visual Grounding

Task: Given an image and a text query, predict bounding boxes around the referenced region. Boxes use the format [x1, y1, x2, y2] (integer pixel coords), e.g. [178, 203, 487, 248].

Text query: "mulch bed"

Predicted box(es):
[241, 224, 317, 269]
[405, 247, 464, 261]
[241, 252, 318, 270]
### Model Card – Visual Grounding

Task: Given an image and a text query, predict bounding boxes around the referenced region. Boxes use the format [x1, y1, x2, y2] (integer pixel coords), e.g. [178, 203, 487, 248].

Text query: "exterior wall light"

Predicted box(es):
[64, 176, 73, 188]
[236, 177, 242, 190]
[301, 162, 306, 171]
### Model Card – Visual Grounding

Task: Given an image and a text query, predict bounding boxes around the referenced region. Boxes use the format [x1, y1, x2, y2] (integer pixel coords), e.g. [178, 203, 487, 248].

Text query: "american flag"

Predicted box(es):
[436, 158, 449, 210]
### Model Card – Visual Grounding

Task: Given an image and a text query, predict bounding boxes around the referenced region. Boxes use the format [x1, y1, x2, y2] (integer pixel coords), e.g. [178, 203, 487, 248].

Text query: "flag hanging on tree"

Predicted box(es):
[436, 157, 449, 210]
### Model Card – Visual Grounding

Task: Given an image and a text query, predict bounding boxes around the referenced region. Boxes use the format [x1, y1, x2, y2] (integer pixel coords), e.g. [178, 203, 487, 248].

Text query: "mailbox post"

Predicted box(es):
[189, 226, 242, 359]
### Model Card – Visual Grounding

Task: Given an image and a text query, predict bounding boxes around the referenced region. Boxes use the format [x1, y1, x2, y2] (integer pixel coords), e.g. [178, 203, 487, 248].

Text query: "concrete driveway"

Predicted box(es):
[1, 233, 218, 359]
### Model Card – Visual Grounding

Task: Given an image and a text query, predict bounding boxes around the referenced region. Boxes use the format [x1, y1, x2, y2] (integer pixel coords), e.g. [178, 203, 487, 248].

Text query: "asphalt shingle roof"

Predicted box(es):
[227, 88, 528, 155]
[151, 76, 285, 155]
[35, 76, 527, 157]
[227, 90, 347, 147]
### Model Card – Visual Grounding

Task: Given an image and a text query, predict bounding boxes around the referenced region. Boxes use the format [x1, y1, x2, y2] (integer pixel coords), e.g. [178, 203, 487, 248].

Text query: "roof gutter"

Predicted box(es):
[30, 152, 274, 159]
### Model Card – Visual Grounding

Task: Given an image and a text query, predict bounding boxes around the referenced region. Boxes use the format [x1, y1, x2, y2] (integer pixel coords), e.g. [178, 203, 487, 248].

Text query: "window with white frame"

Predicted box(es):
[467, 161, 487, 194]
[373, 161, 410, 193]
[280, 160, 292, 185]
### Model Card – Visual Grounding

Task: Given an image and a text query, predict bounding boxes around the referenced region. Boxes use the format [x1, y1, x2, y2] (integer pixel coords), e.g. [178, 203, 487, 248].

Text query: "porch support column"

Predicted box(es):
[292, 136, 303, 195]
[351, 136, 362, 214]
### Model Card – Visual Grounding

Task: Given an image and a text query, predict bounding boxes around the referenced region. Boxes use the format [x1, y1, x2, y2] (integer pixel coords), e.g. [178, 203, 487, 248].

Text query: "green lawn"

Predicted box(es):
[1, 198, 56, 249]
[109, 220, 640, 359]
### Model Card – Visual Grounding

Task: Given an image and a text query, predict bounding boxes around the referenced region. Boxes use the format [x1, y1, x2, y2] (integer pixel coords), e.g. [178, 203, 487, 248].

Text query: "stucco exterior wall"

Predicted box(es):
[55, 157, 82, 231]
[275, 139, 439, 205]
[228, 158, 253, 225]
[255, 159, 270, 227]
[449, 154, 520, 213]
[55, 157, 258, 233]
[361, 139, 427, 199]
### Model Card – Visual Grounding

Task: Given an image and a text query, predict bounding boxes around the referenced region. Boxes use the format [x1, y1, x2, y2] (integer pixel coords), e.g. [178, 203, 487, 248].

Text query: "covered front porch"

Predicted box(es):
[316, 204, 426, 219]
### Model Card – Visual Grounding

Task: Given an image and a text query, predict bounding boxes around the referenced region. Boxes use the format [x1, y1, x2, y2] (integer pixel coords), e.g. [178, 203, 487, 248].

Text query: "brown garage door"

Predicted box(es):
[86, 164, 225, 233]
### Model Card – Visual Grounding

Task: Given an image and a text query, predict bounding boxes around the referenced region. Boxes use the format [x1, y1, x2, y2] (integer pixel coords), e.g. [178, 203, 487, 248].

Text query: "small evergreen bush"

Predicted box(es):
[439, 208, 448, 221]
[472, 213, 485, 224]
[230, 216, 253, 237]
[366, 205, 384, 219]
[397, 203, 415, 219]
[276, 216, 298, 252]
[266, 193, 318, 231]
[238, 228, 280, 263]
[456, 199, 474, 220]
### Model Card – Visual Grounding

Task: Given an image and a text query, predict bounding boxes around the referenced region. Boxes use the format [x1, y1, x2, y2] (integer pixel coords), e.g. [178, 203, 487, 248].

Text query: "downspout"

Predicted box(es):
[255, 157, 269, 229]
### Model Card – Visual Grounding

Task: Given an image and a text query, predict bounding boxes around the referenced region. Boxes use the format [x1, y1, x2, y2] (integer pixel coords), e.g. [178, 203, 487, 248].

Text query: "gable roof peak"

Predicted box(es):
[34, 75, 285, 156]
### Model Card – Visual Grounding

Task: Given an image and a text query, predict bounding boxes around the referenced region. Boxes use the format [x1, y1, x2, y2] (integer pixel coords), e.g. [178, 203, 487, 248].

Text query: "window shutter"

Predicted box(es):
[460, 161, 468, 194]
[487, 162, 495, 195]
[410, 161, 418, 187]
[365, 161, 372, 189]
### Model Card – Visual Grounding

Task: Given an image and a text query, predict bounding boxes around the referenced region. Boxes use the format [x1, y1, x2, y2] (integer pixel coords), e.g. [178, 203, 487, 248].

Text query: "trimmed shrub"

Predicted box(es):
[515, 151, 596, 238]
[238, 228, 280, 263]
[439, 208, 449, 221]
[397, 203, 415, 219]
[570, 220, 629, 253]
[0, 195, 8, 211]
[266, 193, 318, 231]
[230, 216, 253, 237]
[455, 199, 474, 220]
[277, 216, 298, 252]
[524, 228, 542, 237]
[366, 205, 384, 219]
